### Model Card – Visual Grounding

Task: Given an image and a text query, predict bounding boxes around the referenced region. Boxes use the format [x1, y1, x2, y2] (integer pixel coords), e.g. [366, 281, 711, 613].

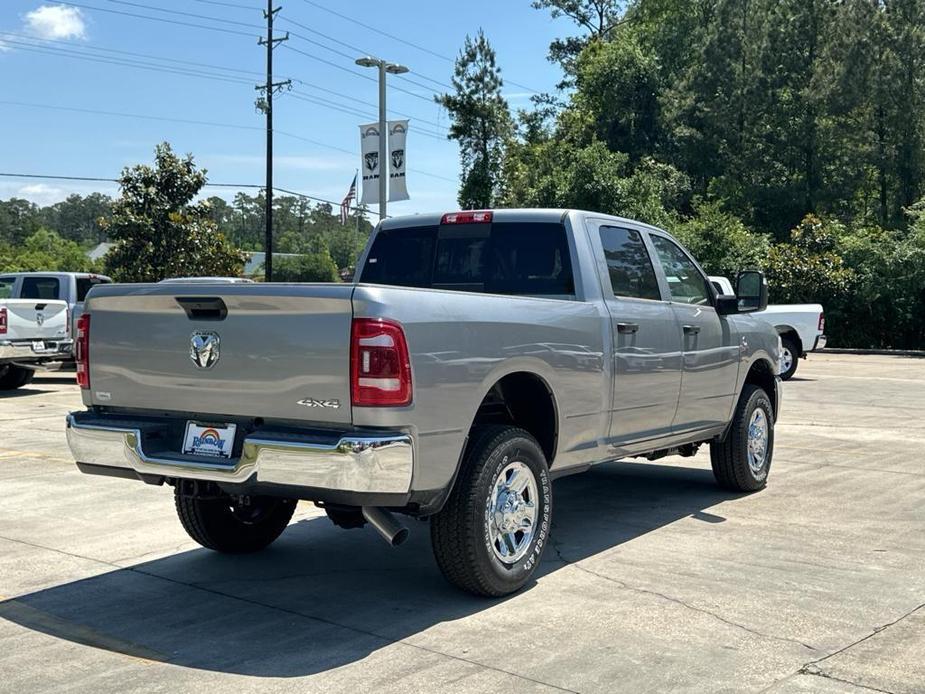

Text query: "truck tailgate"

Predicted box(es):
[85, 284, 355, 424]
[1, 299, 69, 340]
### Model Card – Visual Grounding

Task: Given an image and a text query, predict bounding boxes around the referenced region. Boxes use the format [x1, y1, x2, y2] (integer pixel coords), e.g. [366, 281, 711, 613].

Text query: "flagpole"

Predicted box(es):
[353, 167, 359, 276]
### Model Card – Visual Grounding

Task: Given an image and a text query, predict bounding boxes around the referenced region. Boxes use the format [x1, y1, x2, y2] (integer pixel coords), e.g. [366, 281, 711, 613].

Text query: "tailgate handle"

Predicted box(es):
[175, 297, 228, 321]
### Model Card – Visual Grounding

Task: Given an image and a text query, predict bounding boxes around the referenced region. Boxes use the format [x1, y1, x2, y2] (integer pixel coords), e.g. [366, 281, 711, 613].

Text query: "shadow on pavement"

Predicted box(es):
[0, 460, 742, 677]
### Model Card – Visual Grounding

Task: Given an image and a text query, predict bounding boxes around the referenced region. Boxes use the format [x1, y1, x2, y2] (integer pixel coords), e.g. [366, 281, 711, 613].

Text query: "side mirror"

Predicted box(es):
[715, 294, 739, 315]
[736, 270, 769, 313]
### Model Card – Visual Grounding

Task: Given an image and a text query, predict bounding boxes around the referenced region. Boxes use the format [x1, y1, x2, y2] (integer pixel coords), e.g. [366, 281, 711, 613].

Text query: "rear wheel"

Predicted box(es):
[174, 488, 296, 553]
[779, 337, 799, 380]
[431, 425, 552, 597]
[710, 384, 774, 492]
[0, 365, 35, 390]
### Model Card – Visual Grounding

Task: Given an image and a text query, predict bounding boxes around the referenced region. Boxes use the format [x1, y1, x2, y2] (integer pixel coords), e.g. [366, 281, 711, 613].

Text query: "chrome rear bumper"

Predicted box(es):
[0, 339, 72, 362]
[66, 413, 413, 494]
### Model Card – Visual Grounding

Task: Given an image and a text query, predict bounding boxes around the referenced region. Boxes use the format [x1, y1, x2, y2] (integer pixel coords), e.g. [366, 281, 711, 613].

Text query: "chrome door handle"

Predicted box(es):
[617, 322, 639, 334]
[683, 325, 701, 335]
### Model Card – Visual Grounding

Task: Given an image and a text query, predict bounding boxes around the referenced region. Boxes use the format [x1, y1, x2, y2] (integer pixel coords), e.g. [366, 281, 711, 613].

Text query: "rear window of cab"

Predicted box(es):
[360, 222, 575, 297]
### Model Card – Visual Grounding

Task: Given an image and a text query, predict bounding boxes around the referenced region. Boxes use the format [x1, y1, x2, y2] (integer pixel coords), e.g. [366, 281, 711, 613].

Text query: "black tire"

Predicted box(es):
[174, 488, 296, 553]
[710, 384, 774, 492]
[431, 425, 552, 597]
[780, 337, 799, 380]
[0, 365, 35, 390]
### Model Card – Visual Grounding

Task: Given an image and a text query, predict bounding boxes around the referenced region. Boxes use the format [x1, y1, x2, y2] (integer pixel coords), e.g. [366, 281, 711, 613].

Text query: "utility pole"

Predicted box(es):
[377, 61, 387, 221]
[355, 56, 409, 220]
[256, 1, 290, 282]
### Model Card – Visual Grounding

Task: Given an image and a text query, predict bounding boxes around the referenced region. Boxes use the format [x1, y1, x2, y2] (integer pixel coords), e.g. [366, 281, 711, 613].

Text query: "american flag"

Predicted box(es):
[340, 173, 357, 224]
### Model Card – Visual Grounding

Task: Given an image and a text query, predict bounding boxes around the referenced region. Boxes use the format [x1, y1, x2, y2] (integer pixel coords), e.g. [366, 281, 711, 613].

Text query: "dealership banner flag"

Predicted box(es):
[359, 122, 380, 205]
[388, 120, 409, 202]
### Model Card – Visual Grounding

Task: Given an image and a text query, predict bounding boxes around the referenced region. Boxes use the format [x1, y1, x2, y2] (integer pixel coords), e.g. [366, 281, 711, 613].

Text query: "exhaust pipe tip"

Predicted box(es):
[362, 506, 409, 547]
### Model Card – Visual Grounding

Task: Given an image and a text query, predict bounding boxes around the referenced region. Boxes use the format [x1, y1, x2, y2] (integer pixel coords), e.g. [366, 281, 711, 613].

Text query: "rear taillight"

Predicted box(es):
[0, 307, 6, 335]
[75, 314, 90, 389]
[818, 312, 825, 332]
[351, 318, 412, 407]
[441, 210, 493, 224]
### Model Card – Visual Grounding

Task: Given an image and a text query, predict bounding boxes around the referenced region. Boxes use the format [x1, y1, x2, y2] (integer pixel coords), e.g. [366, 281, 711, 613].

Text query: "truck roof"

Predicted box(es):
[379, 208, 669, 235]
[0, 271, 111, 280]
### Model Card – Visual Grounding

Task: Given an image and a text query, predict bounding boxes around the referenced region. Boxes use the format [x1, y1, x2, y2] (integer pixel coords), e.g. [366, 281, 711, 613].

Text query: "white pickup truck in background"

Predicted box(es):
[710, 276, 826, 379]
[0, 294, 70, 390]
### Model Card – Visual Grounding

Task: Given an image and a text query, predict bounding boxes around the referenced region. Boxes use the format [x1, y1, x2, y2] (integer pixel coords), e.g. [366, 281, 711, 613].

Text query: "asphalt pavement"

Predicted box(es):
[0, 353, 922, 693]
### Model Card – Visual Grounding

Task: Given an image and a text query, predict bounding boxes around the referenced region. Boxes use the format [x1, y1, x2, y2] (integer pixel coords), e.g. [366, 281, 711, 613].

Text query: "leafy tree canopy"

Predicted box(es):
[101, 143, 247, 282]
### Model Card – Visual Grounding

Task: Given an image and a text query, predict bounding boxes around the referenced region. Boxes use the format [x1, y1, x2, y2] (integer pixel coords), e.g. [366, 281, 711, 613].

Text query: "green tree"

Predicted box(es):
[437, 30, 512, 209]
[269, 250, 339, 283]
[0, 198, 42, 247]
[671, 198, 769, 277]
[764, 215, 855, 309]
[40, 193, 112, 245]
[101, 143, 247, 282]
[531, 0, 628, 84]
[0, 228, 97, 272]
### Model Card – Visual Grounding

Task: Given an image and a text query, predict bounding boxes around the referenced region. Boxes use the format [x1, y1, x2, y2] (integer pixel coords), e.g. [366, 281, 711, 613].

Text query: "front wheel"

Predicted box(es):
[174, 488, 296, 553]
[431, 425, 552, 597]
[710, 385, 774, 492]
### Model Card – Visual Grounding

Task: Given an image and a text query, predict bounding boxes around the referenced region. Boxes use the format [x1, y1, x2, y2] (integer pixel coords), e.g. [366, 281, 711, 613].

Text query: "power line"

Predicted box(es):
[298, 0, 542, 94]
[99, 0, 264, 30]
[0, 101, 458, 183]
[6, 38, 450, 136]
[188, 0, 261, 11]
[300, 0, 452, 62]
[0, 173, 383, 216]
[3, 41, 256, 87]
[0, 31, 266, 77]
[3, 31, 449, 131]
[54, 1, 258, 37]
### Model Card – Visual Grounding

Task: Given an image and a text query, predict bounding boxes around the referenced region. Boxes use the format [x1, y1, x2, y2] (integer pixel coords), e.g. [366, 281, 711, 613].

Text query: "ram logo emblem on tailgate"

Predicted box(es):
[297, 398, 341, 409]
[190, 331, 220, 369]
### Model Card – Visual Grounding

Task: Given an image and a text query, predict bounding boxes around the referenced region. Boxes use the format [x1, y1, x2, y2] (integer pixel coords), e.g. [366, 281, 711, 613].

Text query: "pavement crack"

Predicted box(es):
[797, 668, 897, 694]
[797, 601, 925, 677]
[549, 532, 819, 652]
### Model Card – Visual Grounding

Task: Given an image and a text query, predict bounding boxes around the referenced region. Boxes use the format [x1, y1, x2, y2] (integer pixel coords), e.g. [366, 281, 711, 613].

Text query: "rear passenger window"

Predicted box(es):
[598, 226, 661, 301]
[361, 221, 574, 297]
[20, 277, 60, 300]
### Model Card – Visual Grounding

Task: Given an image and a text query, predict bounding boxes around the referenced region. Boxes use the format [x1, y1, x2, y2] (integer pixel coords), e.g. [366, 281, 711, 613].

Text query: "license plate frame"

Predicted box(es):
[182, 421, 237, 459]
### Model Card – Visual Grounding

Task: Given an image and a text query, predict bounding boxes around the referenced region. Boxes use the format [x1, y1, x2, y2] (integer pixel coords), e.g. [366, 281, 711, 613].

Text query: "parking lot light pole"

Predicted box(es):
[355, 56, 409, 220]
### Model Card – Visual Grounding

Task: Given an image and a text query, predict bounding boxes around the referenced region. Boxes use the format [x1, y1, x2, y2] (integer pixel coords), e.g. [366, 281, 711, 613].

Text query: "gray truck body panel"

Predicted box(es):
[70, 209, 781, 511]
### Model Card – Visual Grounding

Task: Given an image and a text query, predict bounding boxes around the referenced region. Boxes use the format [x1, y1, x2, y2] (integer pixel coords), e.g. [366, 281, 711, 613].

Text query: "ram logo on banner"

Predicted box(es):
[388, 120, 409, 202]
[359, 123, 380, 205]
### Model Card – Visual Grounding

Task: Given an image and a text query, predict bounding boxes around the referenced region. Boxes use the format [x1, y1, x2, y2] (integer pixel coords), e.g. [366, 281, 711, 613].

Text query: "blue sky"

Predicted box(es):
[0, 1, 566, 217]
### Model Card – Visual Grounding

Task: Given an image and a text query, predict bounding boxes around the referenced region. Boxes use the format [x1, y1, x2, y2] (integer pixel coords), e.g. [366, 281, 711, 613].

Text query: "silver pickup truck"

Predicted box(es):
[66, 209, 781, 596]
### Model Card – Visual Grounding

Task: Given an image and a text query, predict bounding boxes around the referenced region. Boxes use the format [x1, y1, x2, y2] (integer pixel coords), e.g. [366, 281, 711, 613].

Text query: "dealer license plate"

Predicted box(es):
[182, 422, 237, 459]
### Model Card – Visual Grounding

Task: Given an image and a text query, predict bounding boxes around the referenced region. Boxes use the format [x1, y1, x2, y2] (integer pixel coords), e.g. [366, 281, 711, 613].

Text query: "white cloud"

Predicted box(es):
[23, 4, 87, 40]
[1, 181, 116, 206]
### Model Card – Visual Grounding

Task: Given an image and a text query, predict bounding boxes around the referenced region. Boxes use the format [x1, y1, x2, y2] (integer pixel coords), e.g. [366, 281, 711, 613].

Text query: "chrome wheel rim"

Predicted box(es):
[780, 347, 793, 375]
[487, 461, 539, 564]
[747, 408, 769, 475]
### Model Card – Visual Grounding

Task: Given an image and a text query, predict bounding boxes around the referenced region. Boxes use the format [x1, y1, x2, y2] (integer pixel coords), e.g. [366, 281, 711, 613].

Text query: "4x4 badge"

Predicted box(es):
[297, 398, 340, 409]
